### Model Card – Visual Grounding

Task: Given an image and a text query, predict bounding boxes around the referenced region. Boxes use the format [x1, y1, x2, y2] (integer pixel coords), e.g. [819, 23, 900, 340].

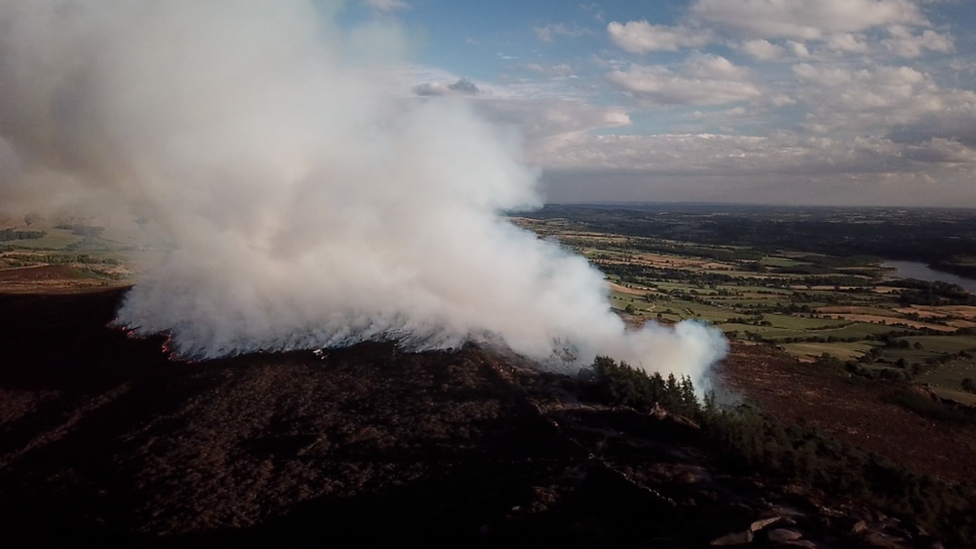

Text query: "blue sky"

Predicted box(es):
[351, 0, 976, 206]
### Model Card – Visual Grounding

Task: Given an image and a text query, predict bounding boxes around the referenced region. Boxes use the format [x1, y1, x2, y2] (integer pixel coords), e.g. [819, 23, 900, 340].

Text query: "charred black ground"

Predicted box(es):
[0, 289, 956, 547]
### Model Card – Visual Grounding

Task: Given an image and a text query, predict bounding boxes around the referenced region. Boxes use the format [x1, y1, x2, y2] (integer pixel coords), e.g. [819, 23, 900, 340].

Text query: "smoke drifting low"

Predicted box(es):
[0, 1, 726, 386]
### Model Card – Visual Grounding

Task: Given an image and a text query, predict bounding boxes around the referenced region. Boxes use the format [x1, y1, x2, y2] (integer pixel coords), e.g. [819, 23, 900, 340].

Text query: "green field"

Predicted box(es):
[760, 256, 811, 268]
[919, 359, 976, 392]
[5, 228, 82, 249]
[762, 314, 849, 330]
[929, 387, 976, 406]
[881, 348, 942, 365]
[897, 336, 976, 354]
[814, 322, 914, 339]
[782, 341, 876, 361]
[717, 323, 781, 335]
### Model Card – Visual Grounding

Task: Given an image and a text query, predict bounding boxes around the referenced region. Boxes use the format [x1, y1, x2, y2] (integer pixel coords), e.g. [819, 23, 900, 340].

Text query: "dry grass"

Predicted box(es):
[896, 305, 976, 321]
[872, 286, 902, 294]
[608, 282, 653, 296]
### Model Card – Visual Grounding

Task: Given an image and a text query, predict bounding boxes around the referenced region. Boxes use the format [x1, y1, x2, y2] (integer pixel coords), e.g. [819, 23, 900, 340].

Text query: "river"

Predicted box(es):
[882, 260, 976, 294]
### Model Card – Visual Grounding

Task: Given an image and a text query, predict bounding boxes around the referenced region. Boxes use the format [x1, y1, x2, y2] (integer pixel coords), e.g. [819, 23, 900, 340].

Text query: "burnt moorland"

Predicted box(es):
[0, 288, 968, 548]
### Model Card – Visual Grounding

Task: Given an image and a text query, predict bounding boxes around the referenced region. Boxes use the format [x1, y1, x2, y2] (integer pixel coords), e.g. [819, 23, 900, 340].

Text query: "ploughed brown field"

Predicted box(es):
[0, 287, 962, 547]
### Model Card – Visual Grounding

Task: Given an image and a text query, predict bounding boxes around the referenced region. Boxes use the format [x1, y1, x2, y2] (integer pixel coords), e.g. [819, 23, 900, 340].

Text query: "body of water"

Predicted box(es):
[882, 260, 976, 294]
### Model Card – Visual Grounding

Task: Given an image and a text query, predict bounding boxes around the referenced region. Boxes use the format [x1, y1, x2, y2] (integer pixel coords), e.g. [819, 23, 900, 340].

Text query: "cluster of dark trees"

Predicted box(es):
[891, 279, 976, 306]
[584, 356, 698, 417]
[54, 224, 104, 237]
[0, 228, 46, 242]
[4, 253, 120, 266]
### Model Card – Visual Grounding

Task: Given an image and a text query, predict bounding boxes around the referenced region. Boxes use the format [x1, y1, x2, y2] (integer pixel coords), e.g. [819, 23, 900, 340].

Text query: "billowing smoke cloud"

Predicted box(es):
[0, 1, 726, 388]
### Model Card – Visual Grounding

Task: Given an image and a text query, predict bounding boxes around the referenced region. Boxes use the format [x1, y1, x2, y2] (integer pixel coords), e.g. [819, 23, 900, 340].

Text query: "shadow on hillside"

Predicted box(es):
[0, 289, 692, 547]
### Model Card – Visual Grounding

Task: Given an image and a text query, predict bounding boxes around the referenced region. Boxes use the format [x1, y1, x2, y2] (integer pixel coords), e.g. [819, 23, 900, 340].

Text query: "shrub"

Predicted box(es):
[963, 378, 976, 394]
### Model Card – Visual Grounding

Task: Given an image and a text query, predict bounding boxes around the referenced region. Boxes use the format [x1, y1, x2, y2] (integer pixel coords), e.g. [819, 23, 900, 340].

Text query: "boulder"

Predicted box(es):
[750, 516, 781, 532]
[768, 528, 803, 543]
[710, 530, 754, 546]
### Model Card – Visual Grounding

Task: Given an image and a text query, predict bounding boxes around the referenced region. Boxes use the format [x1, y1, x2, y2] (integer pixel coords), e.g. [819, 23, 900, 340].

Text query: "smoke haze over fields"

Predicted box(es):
[0, 1, 726, 386]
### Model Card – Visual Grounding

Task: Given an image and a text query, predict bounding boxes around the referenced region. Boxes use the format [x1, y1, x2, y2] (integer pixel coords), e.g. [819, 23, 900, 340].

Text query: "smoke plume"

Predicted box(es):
[0, 1, 726, 387]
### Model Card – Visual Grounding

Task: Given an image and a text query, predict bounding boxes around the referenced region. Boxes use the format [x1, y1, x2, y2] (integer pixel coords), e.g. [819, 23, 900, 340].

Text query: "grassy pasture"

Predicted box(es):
[756, 329, 809, 341]
[782, 341, 875, 362]
[728, 285, 795, 295]
[780, 250, 820, 258]
[882, 348, 942, 364]
[652, 282, 716, 293]
[919, 359, 976, 395]
[817, 306, 901, 317]
[818, 314, 954, 332]
[760, 256, 811, 268]
[719, 271, 785, 280]
[4, 228, 82, 250]
[709, 298, 779, 307]
[635, 301, 737, 324]
[609, 293, 638, 306]
[813, 322, 915, 339]
[667, 300, 737, 320]
[717, 323, 781, 334]
[712, 299, 800, 310]
[762, 314, 849, 330]
[897, 336, 976, 354]
[656, 314, 685, 323]
[929, 387, 976, 406]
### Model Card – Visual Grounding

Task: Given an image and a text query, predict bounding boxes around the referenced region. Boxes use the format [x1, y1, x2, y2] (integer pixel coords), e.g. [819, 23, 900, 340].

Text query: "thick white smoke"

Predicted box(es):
[0, 1, 726, 387]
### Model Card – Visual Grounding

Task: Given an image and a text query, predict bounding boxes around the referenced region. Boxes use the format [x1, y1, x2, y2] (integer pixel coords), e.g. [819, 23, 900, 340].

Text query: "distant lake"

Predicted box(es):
[882, 260, 976, 294]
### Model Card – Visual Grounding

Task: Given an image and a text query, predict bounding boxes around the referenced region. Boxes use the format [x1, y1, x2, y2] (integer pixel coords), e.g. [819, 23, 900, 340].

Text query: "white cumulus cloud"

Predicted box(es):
[883, 26, 954, 57]
[608, 54, 760, 106]
[792, 63, 976, 140]
[739, 39, 786, 61]
[691, 0, 925, 39]
[823, 33, 870, 54]
[607, 20, 713, 53]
